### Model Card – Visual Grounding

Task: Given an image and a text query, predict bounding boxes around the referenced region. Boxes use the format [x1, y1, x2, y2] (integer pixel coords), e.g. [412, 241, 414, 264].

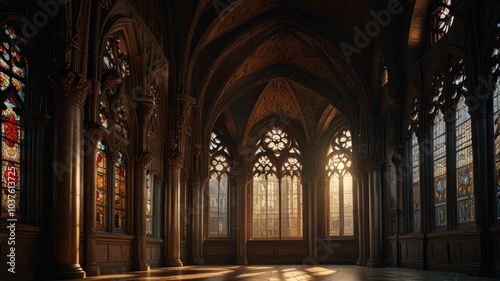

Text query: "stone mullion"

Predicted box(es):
[48, 69, 91, 279]
[191, 171, 208, 265]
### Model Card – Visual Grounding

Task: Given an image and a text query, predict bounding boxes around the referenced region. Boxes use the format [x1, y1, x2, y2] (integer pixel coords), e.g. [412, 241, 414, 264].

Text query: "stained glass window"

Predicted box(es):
[492, 22, 500, 222]
[326, 129, 354, 236]
[252, 127, 302, 239]
[0, 25, 27, 101]
[209, 132, 231, 238]
[96, 140, 107, 228]
[103, 32, 130, 78]
[432, 0, 454, 43]
[452, 61, 474, 225]
[114, 102, 129, 139]
[430, 72, 447, 228]
[411, 133, 420, 231]
[146, 171, 153, 235]
[1, 98, 22, 218]
[1, 25, 26, 220]
[114, 151, 126, 230]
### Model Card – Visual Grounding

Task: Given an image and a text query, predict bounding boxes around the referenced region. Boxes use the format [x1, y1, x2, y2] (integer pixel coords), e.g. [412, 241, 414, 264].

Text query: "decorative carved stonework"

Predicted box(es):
[137, 151, 153, 167]
[31, 111, 50, 131]
[234, 174, 252, 188]
[168, 152, 185, 168]
[386, 86, 404, 108]
[101, 70, 122, 94]
[138, 96, 156, 127]
[84, 123, 105, 146]
[48, 70, 92, 106]
[364, 154, 385, 172]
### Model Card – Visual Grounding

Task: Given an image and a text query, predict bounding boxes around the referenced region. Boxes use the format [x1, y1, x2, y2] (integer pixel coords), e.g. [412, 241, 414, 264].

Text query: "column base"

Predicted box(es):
[51, 264, 86, 279]
[356, 258, 368, 266]
[84, 264, 100, 276]
[138, 261, 150, 271]
[192, 258, 205, 265]
[236, 257, 248, 265]
[302, 256, 319, 265]
[366, 259, 386, 268]
[164, 258, 183, 267]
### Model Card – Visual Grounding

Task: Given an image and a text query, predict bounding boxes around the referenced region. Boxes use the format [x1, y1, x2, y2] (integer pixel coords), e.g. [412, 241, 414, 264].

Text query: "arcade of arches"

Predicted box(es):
[1, 0, 500, 279]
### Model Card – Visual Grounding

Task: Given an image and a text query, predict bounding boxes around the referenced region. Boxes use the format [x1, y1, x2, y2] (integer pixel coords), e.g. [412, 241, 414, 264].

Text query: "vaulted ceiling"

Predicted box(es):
[169, 0, 407, 143]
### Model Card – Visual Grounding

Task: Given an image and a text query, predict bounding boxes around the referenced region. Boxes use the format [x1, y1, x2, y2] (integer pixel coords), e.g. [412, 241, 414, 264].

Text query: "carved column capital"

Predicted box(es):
[84, 123, 105, 146]
[364, 154, 385, 172]
[302, 171, 321, 187]
[138, 96, 156, 127]
[137, 151, 153, 168]
[168, 152, 185, 168]
[48, 69, 92, 106]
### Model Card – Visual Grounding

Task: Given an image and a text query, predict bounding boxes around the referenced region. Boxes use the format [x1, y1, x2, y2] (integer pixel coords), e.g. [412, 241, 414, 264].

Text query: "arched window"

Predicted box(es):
[326, 129, 354, 237]
[96, 140, 107, 228]
[208, 132, 231, 238]
[1, 25, 27, 219]
[432, 0, 455, 43]
[97, 31, 131, 232]
[252, 127, 302, 239]
[408, 96, 420, 231]
[452, 60, 474, 225]
[146, 169, 153, 235]
[114, 151, 127, 231]
[491, 22, 500, 222]
[429, 72, 447, 228]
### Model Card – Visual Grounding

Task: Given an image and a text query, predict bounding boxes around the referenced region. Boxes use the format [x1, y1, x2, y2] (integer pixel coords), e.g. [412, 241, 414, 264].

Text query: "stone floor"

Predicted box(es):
[78, 265, 500, 281]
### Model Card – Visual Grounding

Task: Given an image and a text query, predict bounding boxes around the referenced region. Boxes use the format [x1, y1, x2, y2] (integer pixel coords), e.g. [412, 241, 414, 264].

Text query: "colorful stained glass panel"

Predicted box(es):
[411, 133, 420, 231]
[96, 141, 107, 228]
[494, 75, 500, 221]
[114, 152, 126, 230]
[433, 111, 447, 228]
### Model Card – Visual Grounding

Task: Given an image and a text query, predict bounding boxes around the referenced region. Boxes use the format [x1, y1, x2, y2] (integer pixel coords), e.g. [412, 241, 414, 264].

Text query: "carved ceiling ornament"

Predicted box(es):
[224, 31, 337, 91]
[202, 0, 280, 47]
[244, 77, 305, 139]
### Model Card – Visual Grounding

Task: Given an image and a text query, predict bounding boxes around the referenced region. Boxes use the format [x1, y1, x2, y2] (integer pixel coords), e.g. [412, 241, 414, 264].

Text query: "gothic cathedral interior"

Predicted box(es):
[1, 0, 500, 279]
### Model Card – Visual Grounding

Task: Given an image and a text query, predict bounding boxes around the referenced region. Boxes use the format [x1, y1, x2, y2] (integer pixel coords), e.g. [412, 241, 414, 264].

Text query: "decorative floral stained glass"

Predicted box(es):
[114, 102, 129, 139]
[1, 98, 22, 218]
[209, 133, 231, 238]
[432, 0, 454, 43]
[103, 32, 130, 78]
[114, 152, 126, 230]
[326, 129, 354, 237]
[252, 127, 302, 239]
[96, 141, 107, 228]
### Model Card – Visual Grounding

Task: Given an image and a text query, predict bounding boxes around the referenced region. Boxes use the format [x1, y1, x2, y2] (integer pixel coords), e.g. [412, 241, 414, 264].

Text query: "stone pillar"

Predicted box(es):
[133, 95, 155, 271]
[354, 167, 368, 266]
[31, 111, 49, 226]
[235, 174, 251, 265]
[48, 69, 91, 279]
[164, 95, 195, 267]
[365, 154, 386, 268]
[191, 170, 207, 264]
[83, 121, 104, 277]
[469, 99, 494, 276]
[302, 172, 319, 263]
[133, 152, 153, 271]
[165, 152, 185, 266]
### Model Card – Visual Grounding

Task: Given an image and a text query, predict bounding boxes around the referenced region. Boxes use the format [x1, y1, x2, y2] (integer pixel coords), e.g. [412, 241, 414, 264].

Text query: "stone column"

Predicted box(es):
[235, 174, 251, 265]
[164, 95, 195, 267]
[165, 152, 185, 266]
[354, 167, 368, 266]
[365, 154, 386, 267]
[48, 69, 92, 279]
[31, 111, 49, 226]
[469, 98, 494, 276]
[133, 95, 155, 271]
[302, 172, 319, 263]
[191, 170, 207, 265]
[82, 121, 104, 277]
